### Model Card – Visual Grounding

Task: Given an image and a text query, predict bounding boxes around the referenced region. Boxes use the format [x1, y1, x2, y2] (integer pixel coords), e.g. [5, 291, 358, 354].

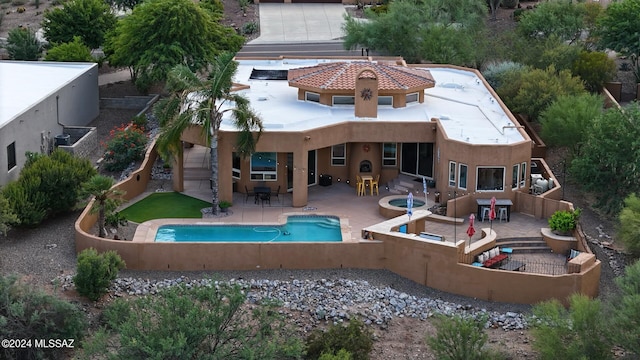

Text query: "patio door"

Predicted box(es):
[400, 143, 434, 178]
[286, 150, 317, 190]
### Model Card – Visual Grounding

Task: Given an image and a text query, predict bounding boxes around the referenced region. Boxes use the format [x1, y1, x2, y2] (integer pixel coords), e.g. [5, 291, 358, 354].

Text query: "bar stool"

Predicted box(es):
[481, 207, 490, 222]
[371, 174, 380, 195]
[498, 207, 508, 222]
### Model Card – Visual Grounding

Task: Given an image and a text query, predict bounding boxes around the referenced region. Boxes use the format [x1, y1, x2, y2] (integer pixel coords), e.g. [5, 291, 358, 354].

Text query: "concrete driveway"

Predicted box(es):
[249, 3, 347, 44]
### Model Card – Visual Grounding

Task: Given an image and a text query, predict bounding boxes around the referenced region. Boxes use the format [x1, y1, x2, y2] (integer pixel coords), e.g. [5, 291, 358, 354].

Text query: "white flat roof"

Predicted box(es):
[0, 61, 96, 128]
[223, 58, 525, 145]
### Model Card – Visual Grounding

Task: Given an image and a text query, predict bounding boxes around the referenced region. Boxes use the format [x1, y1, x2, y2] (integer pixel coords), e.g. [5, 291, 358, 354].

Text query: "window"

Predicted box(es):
[7, 142, 16, 171]
[305, 92, 320, 103]
[520, 162, 527, 187]
[406, 92, 419, 104]
[232, 152, 241, 179]
[331, 144, 346, 166]
[250, 152, 277, 181]
[458, 164, 467, 190]
[476, 167, 505, 191]
[378, 96, 393, 106]
[382, 143, 397, 166]
[332, 96, 355, 105]
[449, 161, 456, 187]
[512, 164, 519, 189]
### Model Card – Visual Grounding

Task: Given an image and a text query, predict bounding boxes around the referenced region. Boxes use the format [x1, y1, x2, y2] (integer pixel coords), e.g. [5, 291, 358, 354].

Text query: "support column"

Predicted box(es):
[218, 136, 234, 203]
[292, 149, 308, 207]
[172, 145, 184, 192]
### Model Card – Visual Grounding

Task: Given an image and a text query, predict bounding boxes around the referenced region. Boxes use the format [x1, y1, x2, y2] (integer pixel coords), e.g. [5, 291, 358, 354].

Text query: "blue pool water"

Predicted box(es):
[155, 215, 342, 242]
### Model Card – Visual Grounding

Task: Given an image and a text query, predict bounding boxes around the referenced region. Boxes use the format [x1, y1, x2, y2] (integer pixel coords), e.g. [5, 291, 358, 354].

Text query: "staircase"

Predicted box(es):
[386, 174, 419, 194]
[496, 237, 552, 254]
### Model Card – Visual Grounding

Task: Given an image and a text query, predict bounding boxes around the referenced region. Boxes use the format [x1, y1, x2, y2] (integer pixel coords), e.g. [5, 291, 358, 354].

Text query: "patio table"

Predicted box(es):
[254, 186, 271, 204]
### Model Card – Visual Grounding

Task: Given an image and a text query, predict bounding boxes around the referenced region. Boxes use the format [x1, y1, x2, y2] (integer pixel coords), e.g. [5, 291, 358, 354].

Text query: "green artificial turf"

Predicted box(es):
[120, 192, 211, 223]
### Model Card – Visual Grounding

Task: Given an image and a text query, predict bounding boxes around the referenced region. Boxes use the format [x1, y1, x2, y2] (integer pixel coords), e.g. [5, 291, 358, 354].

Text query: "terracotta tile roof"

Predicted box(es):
[288, 61, 435, 91]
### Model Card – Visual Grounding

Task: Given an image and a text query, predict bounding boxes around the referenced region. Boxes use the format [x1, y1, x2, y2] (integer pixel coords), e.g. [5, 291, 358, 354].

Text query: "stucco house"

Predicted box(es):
[173, 57, 536, 211]
[0, 61, 99, 186]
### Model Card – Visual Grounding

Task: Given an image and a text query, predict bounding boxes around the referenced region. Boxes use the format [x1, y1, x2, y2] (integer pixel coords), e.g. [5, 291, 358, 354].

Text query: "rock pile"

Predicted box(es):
[54, 275, 528, 331]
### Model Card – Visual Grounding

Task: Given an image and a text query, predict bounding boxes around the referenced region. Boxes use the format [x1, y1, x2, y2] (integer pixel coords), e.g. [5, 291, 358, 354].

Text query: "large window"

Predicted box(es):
[332, 96, 355, 105]
[7, 142, 16, 171]
[458, 163, 468, 190]
[449, 161, 456, 187]
[520, 162, 527, 188]
[378, 96, 393, 106]
[232, 152, 241, 179]
[476, 167, 505, 191]
[382, 143, 397, 166]
[400, 143, 434, 178]
[250, 152, 277, 181]
[331, 144, 346, 166]
[512, 164, 519, 189]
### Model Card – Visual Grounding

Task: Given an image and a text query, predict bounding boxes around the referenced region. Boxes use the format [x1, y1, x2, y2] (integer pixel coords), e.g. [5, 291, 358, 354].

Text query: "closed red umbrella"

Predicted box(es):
[489, 196, 496, 233]
[466, 214, 475, 250]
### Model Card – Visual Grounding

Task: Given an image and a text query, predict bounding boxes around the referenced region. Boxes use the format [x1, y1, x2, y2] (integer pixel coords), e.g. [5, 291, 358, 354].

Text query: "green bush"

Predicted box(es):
[131, 114, 148, 132]
[93, 282, 304, 358]
[368, 4, 388, 14]
[45, 36, 94, 62]
[74, 248, 125, 301]
[0, 275, 87, 360]
[102, 124, 148, 172]
[617, 193, 640, 258]
[0, 192, 19, 236]
[242, 21, 259, 35]
[426, 314, 504, 360]
[548, 209, 581, 234]
[531, 294, 612, 360]
[6, 26, 42, 60]
[609, 259, 640, 356]
[502, 0, 518, 9]
[319, 349, 353, 360]
[571, 50, 617, 93]
[1, 178, 48, 227]
[305, 318, 373, 360]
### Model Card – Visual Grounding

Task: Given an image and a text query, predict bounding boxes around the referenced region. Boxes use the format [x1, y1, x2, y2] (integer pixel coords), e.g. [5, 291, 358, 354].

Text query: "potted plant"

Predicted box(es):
[548, 208, 581, 236]
[219, 201, 232, 213]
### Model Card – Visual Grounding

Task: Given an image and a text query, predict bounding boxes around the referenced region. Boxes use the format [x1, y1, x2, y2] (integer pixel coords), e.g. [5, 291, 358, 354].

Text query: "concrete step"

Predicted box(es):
[496, 238, 552, 254]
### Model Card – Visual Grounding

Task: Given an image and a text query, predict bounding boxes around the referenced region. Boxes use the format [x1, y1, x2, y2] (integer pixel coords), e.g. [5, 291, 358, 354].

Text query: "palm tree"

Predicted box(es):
[155, 52, 263, 215]
[80, 175, 126, 238]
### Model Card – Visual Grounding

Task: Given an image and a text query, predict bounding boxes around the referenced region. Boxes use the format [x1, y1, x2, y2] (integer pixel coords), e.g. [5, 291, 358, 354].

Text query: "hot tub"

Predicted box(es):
[378, 195, 431, 218]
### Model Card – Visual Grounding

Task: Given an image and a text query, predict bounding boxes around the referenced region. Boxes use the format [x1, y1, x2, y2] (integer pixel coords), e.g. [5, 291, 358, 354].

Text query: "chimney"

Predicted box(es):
[355, 68, 378, 118]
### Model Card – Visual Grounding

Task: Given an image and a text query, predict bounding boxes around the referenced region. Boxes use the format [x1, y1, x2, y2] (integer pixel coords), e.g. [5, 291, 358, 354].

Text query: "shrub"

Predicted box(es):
[102, 124, 148, 172]
[482, 61, 526, 90]
[571, 50, 617, 93]
[93, 282, 304, 358]
[0, 192, 19, 236]
[305, 318, 373, 360]
[531, 294, 611, 360]
[426, 314, 504, 360]
[131, 114, 148, 132]
[74, 248, 125, 301]
[609, 259, 640, 356]
[45, 35, 94, 62]
[0, 275, 87, 360]
[548, 209, 581, 234]
[242, 21, 259, 35]
[617, 193, 640, 258]
[6, 26, 42, 60]
[1, 178, 48, 227]
[502, 0, 518, 9]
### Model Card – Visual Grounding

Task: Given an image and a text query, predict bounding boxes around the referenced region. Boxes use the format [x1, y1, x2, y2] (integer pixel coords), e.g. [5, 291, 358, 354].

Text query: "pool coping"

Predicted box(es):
[132, 212, 355, 243]
[378, 194, 432, 219]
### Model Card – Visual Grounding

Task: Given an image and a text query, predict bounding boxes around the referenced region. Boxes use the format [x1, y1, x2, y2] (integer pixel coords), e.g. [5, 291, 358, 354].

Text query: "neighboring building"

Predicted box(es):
[0, 61, 99, 186]
[175, 57, 533, 207]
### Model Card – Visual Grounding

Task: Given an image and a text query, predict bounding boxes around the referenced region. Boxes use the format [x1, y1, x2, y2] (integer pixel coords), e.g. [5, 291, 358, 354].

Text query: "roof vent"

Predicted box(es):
[439, 115, 450, 120]
[258, 97, 268, 101]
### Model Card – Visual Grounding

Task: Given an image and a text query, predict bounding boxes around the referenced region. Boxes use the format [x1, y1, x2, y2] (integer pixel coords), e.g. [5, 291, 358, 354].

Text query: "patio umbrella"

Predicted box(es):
[489, 196, 497, 234]
[422, 177, 428, 208]
[407, 192, 413, 219]
[466, 214, 476, 249]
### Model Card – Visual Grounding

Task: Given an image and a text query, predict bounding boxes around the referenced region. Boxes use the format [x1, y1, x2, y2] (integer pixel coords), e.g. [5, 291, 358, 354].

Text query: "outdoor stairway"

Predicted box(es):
[496, 237, 553, 254]
[386, 174, 419, 194]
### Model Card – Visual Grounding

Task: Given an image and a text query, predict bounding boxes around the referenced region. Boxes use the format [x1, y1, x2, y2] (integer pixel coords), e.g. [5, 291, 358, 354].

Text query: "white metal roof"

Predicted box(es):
[0, 61, 96, 128]
[222, 58, 525, 145]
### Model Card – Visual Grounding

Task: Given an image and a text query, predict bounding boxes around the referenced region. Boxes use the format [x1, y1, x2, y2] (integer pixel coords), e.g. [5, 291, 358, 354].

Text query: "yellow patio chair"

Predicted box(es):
[356, 175, 365, 196]
[371, 174, 380, 195]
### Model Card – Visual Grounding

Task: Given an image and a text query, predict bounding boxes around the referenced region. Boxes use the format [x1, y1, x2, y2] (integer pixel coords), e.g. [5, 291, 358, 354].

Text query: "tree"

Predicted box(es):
[342, 0, 488, 65]
[41, 0, 116, 50]
[596, 0, 640, 82]
[74, 248, 125, 301]
[425, 314, 505, 360]
[570, 103, 640, 214]
[608, 259, 640, 355]
[539, 93, 604, 157]
[499, 66, 586, 121]
[617, 194, 640, 258]
[94, 282, 304, 358]
[511, 36, 581, 73]
[79, 175, 125, 238]
[5, 27, 42, 60]
[104, 0, 244, 92]
[45, 36, 94, 62]
[0, 192, 19, 236]
[571, 50, 617, 93]
[531, 294, 612, 360]
[516, 0, 587, 43]
[155, 53, 263, 215]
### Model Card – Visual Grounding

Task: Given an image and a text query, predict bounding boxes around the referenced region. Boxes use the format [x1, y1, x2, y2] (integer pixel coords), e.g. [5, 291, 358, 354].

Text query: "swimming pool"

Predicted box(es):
[155, 215, 342, 242]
